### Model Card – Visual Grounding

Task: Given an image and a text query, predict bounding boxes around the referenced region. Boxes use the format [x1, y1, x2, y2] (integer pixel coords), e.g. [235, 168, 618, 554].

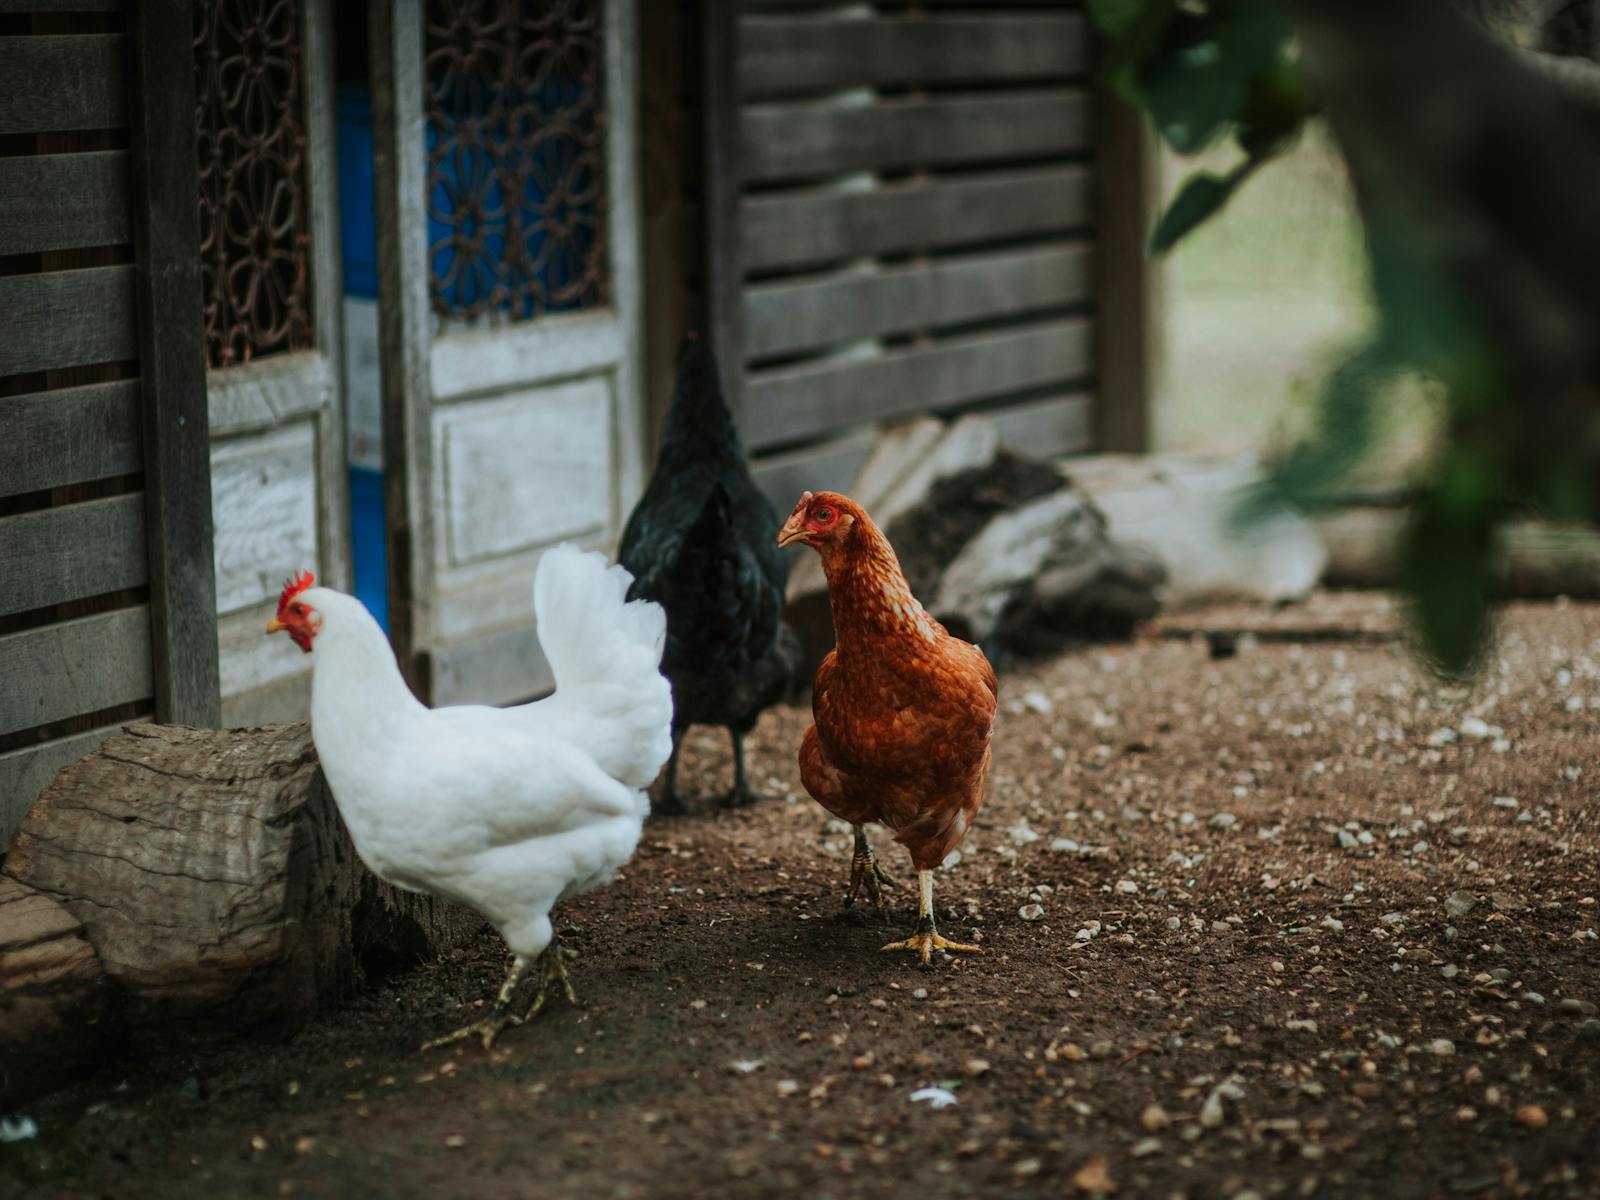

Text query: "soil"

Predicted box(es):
[6, 595, 1600, 1200]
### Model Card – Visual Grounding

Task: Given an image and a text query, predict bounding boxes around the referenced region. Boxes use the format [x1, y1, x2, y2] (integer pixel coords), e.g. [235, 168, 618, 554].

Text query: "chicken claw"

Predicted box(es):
[844, 825, 895, 917]
[880, 869, 981, 966]
[521, 943, 580, 1023]
[421, 953, 531, 1052]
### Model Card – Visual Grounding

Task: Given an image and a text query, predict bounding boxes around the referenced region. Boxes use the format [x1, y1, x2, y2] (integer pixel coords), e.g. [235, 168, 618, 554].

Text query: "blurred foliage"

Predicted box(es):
[1090, 0, 1593, 676]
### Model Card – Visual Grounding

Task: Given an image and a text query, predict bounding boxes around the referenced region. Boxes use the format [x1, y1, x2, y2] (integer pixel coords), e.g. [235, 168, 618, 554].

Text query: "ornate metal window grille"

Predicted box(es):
[424, 0, 609, 324]
[194, 0, 314, 370]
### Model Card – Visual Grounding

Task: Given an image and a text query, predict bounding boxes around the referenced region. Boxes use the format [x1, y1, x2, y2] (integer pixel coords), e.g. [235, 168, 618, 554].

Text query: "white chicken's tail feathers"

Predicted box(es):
[533, 545, 673, 791]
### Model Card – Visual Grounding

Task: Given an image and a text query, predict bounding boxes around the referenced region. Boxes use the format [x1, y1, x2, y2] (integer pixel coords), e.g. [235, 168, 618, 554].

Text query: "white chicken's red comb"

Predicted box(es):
[277, 570, 315, 616]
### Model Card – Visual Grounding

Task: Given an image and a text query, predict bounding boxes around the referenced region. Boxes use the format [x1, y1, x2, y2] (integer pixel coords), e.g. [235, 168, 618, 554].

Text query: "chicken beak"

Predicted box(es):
[266, 615, 286, 635]
[776, 524, 807, 548]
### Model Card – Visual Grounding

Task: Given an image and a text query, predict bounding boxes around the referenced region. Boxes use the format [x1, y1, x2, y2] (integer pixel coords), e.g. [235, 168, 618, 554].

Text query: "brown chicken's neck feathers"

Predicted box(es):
[820, 514, 939, 647]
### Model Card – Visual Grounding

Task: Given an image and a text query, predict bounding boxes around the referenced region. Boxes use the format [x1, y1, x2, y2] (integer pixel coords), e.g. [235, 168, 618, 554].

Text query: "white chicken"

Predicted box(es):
[267, 544, 672, 1049]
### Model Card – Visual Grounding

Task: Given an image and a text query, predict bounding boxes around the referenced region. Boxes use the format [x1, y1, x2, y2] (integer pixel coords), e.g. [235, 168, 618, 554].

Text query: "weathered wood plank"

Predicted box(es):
[988, 392, 1095, 459]
[745, 318, 1093, 450]
[0, 265, 136, 377]
[740, 14, 1087, 99]
[741, 89, 1090, 182]
[0, 723, 128, 853]
[430, 622, 554, 709]
[129, 0, 220, 727]
[0, 380, 141, 498]
[742, 166, 1091, 272]
[0, 494, 147, 617]
[751, 427, 878, 515]
[0, 607, 152, 735]
[0, 151, 130, 256]
[210, 423, 319, 615]
[704, 0, 747, 428]
[0, 35, 126, 135]
[744, 242, 1092, 359]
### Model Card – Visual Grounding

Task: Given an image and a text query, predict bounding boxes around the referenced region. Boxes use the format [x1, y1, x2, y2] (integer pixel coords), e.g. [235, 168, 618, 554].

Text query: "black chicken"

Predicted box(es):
[619, 335, 800, 812]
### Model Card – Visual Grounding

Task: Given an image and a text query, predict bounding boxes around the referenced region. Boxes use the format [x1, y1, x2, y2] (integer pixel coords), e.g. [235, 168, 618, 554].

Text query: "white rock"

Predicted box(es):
[1022, 689, 1054, 715]
[1018, 903, 1046, 922]
[910, 1087, 959, 1109]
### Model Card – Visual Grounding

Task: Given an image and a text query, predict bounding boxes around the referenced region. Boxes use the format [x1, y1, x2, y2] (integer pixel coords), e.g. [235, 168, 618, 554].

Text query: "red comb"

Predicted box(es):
[277, 570, 315, 615]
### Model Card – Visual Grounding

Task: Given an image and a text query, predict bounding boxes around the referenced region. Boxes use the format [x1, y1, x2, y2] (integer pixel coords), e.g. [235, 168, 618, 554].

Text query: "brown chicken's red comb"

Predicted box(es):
[277, 570, 315, 615]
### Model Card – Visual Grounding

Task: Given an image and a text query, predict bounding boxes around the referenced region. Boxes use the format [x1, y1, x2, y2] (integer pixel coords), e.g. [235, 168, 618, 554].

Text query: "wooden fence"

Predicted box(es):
[0, 2, 217, 845]
[704, 1, 1106, 509]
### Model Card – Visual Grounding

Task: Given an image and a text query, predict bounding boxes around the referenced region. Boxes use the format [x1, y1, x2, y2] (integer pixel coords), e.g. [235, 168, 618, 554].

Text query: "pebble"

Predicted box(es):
[1336, 830, 1358, 849]
[1441, 965, 1459, 979]
[1516, 1105, 1548, 1129]
[1426, 1039, 1456, 1057]
[1166, 916, 1182, 930]
[1521, 992, 1546, 1005]
[1209, 812, 1237, 830]
[1411, 841, 1430, 855]
[1051, 837, 1081, 853]
[1380, 912, 1406, 925]
[1445, 892, 1477, 918]
[1358, 830, 1375, 845]
[1131, 1136, 1164, 1158]
[1557, 998, 1595, 1016]
[964, 1058, 991, 1076]
[1116, 880, 1138, 894]
[1321, 916, 1345, 933]
[1018, 903, 1045, 922]
[1140, 1103, 1171, 1132]
[1576, 1019, 1600, 1042]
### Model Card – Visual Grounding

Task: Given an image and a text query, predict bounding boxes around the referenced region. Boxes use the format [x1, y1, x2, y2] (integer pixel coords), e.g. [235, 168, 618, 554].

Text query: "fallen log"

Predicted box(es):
[1, 722, 479, 1096]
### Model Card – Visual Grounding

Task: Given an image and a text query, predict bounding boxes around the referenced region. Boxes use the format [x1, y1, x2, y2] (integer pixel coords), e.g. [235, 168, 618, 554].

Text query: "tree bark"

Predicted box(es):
[1, 722, 480, 1060]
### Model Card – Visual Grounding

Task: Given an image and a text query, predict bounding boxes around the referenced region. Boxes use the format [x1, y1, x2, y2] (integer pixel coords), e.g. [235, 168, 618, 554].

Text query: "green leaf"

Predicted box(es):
[1085, 0, 1149, 40]
[1150, 157, 1262, 254]
[1141, 4, 1291, 154]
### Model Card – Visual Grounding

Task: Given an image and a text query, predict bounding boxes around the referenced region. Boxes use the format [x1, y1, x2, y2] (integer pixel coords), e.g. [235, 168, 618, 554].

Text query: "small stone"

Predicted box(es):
[1071, 1154, 1115, 1193]
[1336, 830, 1358, 849]
[1166, 916, 1182, 930]
[1426, 1039, 1456, 1057]
[1516, 1105, 1548, 1129]
[1022, 689, 1054, 715]
[1208, 812, 1237, 831]
[1131, 1137, 1163, 1158]
[1490, 893, 1524, 913]
[444, 1135, 466, 1149]
[1380, 912, 1406, 925]
[1013, 1158, 1043, 1178]
[1116, 880, 1138, 894]
[913, 988, 928, 1000]
[1051, 837, 1082, 853]
[1445, 892, 1477, 918]
[1321, 915, 1345, 933]
[1140, 1103, 1171, 1132]
[1576, 1018, 1600, 1042]
[964, 1058, 991, 1076]
[1441, 965, 1459, 979]
[775, 1080, 799, 1097]
[1459, 716, 1500, 739]
[1009, 820, 1041, 845]
[1411, 841, 1430, 855]
[1018, 903, 1045, 922]
[1521, 992, 1546, 1005]
[1557, 998, 1595, 1016]
[1492, 796, 1519, 810]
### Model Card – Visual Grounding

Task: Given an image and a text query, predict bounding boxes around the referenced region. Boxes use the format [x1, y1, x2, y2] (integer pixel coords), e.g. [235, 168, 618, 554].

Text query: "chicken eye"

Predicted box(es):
[814, 507, 834, 523]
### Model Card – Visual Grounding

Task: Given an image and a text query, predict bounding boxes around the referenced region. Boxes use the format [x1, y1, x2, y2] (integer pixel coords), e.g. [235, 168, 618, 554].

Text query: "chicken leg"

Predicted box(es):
[722, 727, 758, 808]
[421, 953, 530, 1052]
[844, 825, 896, 917]
[656, 728, 688, 815]
[881, 870, 981, 966]
[520, 940, 579, 1022]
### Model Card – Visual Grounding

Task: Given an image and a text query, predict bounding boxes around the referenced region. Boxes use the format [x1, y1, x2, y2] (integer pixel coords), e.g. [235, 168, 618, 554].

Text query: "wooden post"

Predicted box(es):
[701, 0, 744, 428]
[369, 0, 434, 701]
[1091, 72, 1160, 455]
[126, 0, 221, 726]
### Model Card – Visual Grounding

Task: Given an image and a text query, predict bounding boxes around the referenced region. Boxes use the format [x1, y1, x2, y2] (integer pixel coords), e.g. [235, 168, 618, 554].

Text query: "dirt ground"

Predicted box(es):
[6, 595, 1600, 1200]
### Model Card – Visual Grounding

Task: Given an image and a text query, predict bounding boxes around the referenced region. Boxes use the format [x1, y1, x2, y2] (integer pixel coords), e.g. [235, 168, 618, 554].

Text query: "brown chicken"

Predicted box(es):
[778, 490, 998, 964]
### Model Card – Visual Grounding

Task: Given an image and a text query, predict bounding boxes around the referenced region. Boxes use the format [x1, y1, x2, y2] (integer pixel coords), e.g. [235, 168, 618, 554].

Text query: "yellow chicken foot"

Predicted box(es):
[421, 953, 530, 1052]
[844, 825, 895, 917]
[881, 870, 981, 966]
[520, 940, 580, 1023]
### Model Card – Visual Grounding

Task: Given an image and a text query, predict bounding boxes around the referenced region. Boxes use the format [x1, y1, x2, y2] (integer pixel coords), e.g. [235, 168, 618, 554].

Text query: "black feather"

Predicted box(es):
[618, 336, 800, 807]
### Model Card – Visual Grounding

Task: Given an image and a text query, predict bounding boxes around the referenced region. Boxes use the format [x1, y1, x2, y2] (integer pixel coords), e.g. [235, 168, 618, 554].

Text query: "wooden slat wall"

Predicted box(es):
[0, 8, 160, 847]
[712, 2, 1100, 512]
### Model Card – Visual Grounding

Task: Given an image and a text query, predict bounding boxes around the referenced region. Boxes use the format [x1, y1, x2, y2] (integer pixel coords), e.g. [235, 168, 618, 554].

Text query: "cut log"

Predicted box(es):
[2, 722, 480, 1048]
[0, 875, 114, 1105]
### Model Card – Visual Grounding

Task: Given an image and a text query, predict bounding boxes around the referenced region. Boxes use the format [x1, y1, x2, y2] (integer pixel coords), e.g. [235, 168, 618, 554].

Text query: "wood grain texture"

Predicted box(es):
[750, 427, 878, 515]
[209, 422, 320, 615]
[0, 150, 130, 256]
[1, 722, 481, 1042]
[0, 35, 126, 135]
[371, 0, 436, 698]
[0, 724, 130, 851]
[0, 874, 112, 1108]
[740, 89, 1090, 182]
[740, 13, 1087, 99]
[988, 392, 1095, 459]
[0, 494, 147, 617]
[0, 606, 152, 735]
[0, 379, 141, 498]
[704, 0, 747, 427]
[128, 0, 220, 725]
[429, 621, 554, 708]
[0, 265, 136, 377]
[741, 166, 1092, 272]
[744, 242, 1092, 359]
[745, 318, 1093, 450]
